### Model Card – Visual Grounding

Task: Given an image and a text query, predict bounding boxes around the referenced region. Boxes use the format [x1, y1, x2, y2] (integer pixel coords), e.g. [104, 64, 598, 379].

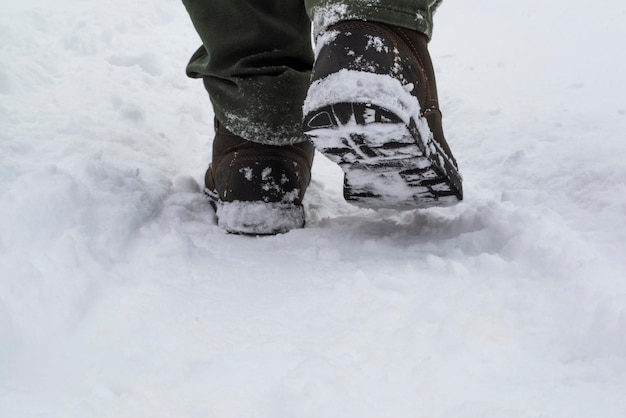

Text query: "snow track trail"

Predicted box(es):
[1, 1, 626, 417]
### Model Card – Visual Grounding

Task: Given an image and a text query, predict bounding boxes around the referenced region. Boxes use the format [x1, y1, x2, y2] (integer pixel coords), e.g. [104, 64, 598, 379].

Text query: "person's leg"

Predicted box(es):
[182, 0, 315, 234]
[305, 0, 442, 39]
[302, 0, 463, 209]
[183, 0, 314, 146]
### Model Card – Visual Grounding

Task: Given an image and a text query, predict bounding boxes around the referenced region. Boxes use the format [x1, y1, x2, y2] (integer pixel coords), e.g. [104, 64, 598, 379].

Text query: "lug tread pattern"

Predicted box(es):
[304, 103, 462, 209]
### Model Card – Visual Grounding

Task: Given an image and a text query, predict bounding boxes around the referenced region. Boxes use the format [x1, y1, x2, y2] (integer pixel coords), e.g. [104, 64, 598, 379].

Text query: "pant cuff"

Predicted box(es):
[309, 2, 436, 40]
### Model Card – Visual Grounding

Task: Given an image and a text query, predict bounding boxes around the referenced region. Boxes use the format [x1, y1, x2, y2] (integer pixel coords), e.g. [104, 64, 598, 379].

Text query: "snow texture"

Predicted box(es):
[2, 0, 626, 417]
[304, 70, 417, 121]
[303, 69, 432, 149]
[311, 4, 352, 38]
[213, 199, 305, 236]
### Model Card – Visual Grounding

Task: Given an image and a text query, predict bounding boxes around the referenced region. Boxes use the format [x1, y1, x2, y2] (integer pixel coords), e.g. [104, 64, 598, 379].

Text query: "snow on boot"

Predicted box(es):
[303, 21, 463, 210]
[204, 119, 314, 235]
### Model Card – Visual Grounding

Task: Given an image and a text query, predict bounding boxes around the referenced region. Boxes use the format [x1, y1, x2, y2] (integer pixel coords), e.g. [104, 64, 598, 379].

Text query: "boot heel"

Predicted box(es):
[207, 193, 305, 235]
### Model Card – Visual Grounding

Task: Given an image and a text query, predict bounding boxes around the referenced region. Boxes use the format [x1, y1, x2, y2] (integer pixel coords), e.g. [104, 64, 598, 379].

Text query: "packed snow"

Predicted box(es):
[1, 0, 626, 417]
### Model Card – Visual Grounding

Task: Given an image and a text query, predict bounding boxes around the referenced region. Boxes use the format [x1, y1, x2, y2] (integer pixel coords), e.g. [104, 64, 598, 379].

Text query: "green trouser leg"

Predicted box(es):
[183, 0, 314, 145]
[183, 0, 442, 146]
[306, 0, 442, 39]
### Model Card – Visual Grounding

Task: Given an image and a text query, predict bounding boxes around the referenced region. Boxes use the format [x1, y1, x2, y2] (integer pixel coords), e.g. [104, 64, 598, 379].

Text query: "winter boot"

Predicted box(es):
[204, 119, 315, 235]
[303, 21, 463, 209]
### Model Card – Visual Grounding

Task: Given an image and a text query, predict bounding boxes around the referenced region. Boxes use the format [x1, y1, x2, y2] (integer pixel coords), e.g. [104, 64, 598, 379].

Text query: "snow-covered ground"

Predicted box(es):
[1, 0, 626, 416]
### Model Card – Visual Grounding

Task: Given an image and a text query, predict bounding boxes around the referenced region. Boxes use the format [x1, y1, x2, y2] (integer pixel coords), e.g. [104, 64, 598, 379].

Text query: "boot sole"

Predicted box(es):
[205, 188, 305, 235]
[304, 101, 463, 210]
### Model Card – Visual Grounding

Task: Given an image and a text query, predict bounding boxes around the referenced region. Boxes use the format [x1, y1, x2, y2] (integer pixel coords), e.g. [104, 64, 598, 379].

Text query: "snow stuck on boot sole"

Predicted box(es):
[303, 71, 463, 209]
[205, 189, 305, 235]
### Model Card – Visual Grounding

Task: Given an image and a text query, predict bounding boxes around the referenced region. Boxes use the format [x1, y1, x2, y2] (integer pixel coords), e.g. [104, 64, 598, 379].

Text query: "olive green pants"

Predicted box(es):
[183, 0, 443, 145]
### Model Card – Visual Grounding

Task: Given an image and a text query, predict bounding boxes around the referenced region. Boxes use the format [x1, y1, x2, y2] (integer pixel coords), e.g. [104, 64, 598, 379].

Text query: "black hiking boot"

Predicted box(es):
[303, 21, 463, 209]
[205, 119, 315, 235]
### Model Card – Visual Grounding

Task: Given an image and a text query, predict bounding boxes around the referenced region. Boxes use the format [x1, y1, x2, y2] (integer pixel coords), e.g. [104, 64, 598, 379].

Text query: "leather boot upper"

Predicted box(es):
[205, 119, 315, 204]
